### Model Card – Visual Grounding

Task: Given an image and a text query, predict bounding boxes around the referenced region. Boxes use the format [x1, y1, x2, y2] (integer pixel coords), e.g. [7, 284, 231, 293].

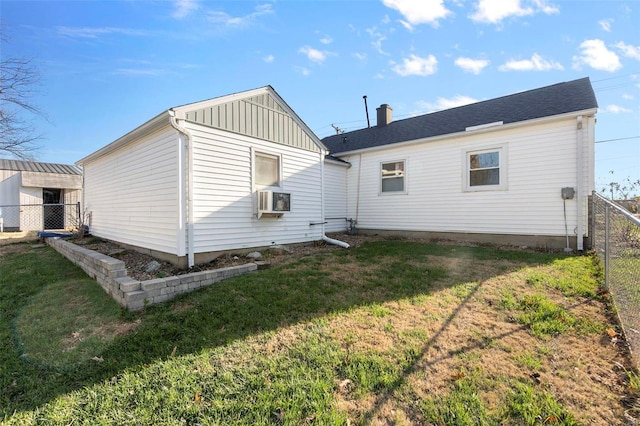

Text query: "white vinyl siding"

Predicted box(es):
[341, 116, 593, 238]
[187, 124, 324, 252]
[82, 125, 181, 255]
[324, 161, 349, 232]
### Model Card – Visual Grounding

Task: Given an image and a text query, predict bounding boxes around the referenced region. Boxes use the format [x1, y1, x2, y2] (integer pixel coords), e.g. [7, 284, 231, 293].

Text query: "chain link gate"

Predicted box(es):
[0, 202, 81, 232]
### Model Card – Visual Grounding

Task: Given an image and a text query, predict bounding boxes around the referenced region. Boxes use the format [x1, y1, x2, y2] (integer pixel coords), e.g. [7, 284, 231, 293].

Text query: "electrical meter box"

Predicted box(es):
[561, 187, 575, 200]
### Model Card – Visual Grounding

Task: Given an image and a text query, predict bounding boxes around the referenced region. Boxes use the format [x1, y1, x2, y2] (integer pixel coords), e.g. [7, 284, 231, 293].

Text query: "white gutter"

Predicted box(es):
[169, 110, 196, 267]
[576, 115, 584, 251]
[320, 149, 350, 249]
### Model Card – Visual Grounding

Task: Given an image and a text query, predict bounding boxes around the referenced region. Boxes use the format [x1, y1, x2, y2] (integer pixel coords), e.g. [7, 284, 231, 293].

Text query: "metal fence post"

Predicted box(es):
[604, 204, 610, 289]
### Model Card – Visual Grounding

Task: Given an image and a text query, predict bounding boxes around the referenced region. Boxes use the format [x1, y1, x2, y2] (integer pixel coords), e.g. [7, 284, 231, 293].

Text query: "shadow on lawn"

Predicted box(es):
[1, 239, 562, 416]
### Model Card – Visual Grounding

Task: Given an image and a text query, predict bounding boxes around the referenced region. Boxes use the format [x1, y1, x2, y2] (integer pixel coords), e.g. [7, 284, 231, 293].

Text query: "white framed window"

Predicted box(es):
[464, 146, 507, 191]
[381, 160, 405, 194]
[254, 151, 281, 187]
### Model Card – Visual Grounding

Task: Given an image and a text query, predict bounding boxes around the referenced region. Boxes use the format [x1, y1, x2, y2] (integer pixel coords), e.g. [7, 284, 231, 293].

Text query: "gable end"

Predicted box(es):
[184, 92, 321, 153]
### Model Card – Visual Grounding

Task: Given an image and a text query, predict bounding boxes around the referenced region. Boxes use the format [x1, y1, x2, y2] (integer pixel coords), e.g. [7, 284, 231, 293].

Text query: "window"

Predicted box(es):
[381, 160, 405, 193]
[465, 147, 506, 191]
[255, 152, 280, 187]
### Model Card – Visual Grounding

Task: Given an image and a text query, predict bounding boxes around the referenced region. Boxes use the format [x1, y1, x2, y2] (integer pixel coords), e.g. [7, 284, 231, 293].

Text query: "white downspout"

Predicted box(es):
[321, 151, 350, 249]
[169, 111, 195, 267]
[576, 115, 584, 251]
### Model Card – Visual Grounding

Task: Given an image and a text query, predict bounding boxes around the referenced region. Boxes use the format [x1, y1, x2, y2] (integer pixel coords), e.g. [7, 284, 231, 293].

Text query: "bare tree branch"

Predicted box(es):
[0, 24, 43, 160]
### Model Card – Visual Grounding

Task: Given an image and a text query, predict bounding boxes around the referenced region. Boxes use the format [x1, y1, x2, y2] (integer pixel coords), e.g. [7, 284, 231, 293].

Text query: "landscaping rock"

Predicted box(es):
[145, 260, 162, 273]
[246, 251, 262, 259]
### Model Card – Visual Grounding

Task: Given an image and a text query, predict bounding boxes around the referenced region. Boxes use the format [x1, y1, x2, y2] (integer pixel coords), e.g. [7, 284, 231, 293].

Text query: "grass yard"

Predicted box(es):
[1, 237, 639, 425]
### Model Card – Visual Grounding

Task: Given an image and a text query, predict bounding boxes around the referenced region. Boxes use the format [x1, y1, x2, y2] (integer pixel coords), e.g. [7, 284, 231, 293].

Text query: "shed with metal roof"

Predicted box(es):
[0, 159, 82, 232]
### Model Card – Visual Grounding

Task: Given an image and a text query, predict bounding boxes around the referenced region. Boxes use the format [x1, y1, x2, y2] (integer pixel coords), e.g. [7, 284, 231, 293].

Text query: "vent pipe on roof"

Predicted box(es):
[363, 96, 370, 128]
[376, 104, 392, 127]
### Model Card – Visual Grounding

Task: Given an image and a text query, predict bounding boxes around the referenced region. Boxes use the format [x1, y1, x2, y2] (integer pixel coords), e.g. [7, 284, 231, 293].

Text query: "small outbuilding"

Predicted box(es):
[0, 159, 82, 232]
[78, 86, 336, 267]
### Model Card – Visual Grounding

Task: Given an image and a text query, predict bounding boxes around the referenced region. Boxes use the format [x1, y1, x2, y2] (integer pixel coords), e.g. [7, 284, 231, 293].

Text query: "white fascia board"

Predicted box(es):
[330, 108, 598, 157]
[324, 157, 352, 167]
[77, 111, 172, 165]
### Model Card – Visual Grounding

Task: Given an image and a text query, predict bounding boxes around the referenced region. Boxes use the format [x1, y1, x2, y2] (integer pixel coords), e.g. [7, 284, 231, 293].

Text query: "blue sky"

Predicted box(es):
[2, 0, 639, 195]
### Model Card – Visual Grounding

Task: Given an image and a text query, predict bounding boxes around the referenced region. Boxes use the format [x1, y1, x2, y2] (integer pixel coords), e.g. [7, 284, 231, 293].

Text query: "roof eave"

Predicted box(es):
[329, 107, 598, 157]
[76, 111, 172, 165]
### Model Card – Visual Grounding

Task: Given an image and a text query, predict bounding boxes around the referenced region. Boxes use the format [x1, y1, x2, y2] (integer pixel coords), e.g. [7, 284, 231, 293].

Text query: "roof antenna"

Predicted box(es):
[363, 95, 370, 128]
[331, 124, 344, 135]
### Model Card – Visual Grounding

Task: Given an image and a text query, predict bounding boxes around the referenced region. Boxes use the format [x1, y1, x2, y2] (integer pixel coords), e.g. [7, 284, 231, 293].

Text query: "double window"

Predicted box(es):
[381, 160, 405, 193]
[464, 147, 506, 191]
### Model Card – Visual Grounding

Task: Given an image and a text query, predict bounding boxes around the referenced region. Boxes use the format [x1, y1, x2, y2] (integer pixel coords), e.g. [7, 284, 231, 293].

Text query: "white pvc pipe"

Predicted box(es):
[323, 235, 350, 248]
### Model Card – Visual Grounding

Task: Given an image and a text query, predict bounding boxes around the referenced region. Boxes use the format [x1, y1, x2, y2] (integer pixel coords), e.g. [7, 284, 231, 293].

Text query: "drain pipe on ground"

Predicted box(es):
[320, 152, 350, 249]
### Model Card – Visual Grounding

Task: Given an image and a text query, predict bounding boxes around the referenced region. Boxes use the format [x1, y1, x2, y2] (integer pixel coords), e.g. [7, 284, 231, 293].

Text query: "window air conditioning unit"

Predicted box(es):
[257, 190, 290, 218]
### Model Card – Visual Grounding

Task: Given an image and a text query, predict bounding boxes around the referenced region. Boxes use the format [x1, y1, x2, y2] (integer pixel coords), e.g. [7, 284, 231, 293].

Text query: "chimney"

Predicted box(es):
[376, 104, 392, 127]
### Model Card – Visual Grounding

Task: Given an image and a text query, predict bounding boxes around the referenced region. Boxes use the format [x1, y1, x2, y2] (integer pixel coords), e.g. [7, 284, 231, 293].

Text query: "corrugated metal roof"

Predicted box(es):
[0, 159, 82, 175]
[322, 77, 598, 154]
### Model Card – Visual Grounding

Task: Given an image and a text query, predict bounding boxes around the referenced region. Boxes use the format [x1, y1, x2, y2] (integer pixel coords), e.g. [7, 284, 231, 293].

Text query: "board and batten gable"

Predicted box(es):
[81, 124, 183, 256]
[182, 91, 321, 154]
[338, 113, 595, 244]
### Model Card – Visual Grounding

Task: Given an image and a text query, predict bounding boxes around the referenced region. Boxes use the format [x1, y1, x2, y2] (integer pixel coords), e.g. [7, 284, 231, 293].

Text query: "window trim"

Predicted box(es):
[379, 159, 407, 195]
[463, 146, 507, 192]
[253, 150, 282, 189]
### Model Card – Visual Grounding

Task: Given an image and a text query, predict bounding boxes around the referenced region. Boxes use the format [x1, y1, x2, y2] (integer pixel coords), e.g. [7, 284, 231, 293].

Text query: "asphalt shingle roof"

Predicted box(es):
[0, 159, 82, 175]
[322, 77, 597, 155]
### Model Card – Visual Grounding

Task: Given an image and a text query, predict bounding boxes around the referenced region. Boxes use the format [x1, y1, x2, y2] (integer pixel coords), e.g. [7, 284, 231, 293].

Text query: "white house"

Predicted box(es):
[321, 77, 598, 251]
[77, 86, 345, 268]
[0, 159, 82, 232]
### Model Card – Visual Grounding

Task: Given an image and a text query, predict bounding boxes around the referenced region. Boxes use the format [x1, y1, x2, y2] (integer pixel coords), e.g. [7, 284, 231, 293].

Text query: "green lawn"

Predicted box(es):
[1, 239, 637, 425]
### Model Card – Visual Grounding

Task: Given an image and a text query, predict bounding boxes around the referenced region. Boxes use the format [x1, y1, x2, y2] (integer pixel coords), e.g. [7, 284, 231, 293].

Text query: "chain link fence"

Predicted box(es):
[0, 203, 81, 232]
[591, 192, 640, 369]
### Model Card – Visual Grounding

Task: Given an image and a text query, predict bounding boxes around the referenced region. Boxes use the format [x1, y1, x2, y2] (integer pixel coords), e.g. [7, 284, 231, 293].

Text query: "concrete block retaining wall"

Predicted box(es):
[46, 238, 257, 311]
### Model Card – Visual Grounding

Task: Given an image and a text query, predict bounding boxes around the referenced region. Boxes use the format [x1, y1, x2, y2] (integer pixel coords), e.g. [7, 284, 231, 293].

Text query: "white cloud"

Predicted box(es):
[533, 0, 559, 15]
[353, 52, 367, 61]
[263, 54, 275, 63]
[572, 39, 621, 72]
[499, 53, 563, 71]
[299, 46, 328, 64]
[207, 3, 273, 27]
[418, 95, 478, 112]
[392, 54, 438, 76]
[172, 0, 199, 19]
[366, 27, 389, 55]
[113, 68, 167, 76]
[57, 26, 149, 39]
[319, 35, 333, 45]
[455, 57, 490, 74]
[622, 93, 634, 100]
[295, 66, 311, 76]
[382, 0, 452, 28]
[469, 0, 558, 24]
[604, 104, 632, 113]
[614, 41, 640, 60]
[598, 18, 613, 32]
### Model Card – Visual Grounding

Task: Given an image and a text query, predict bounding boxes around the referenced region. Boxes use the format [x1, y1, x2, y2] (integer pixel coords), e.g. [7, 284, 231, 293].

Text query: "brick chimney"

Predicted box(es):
[376, 104, 392, 127]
